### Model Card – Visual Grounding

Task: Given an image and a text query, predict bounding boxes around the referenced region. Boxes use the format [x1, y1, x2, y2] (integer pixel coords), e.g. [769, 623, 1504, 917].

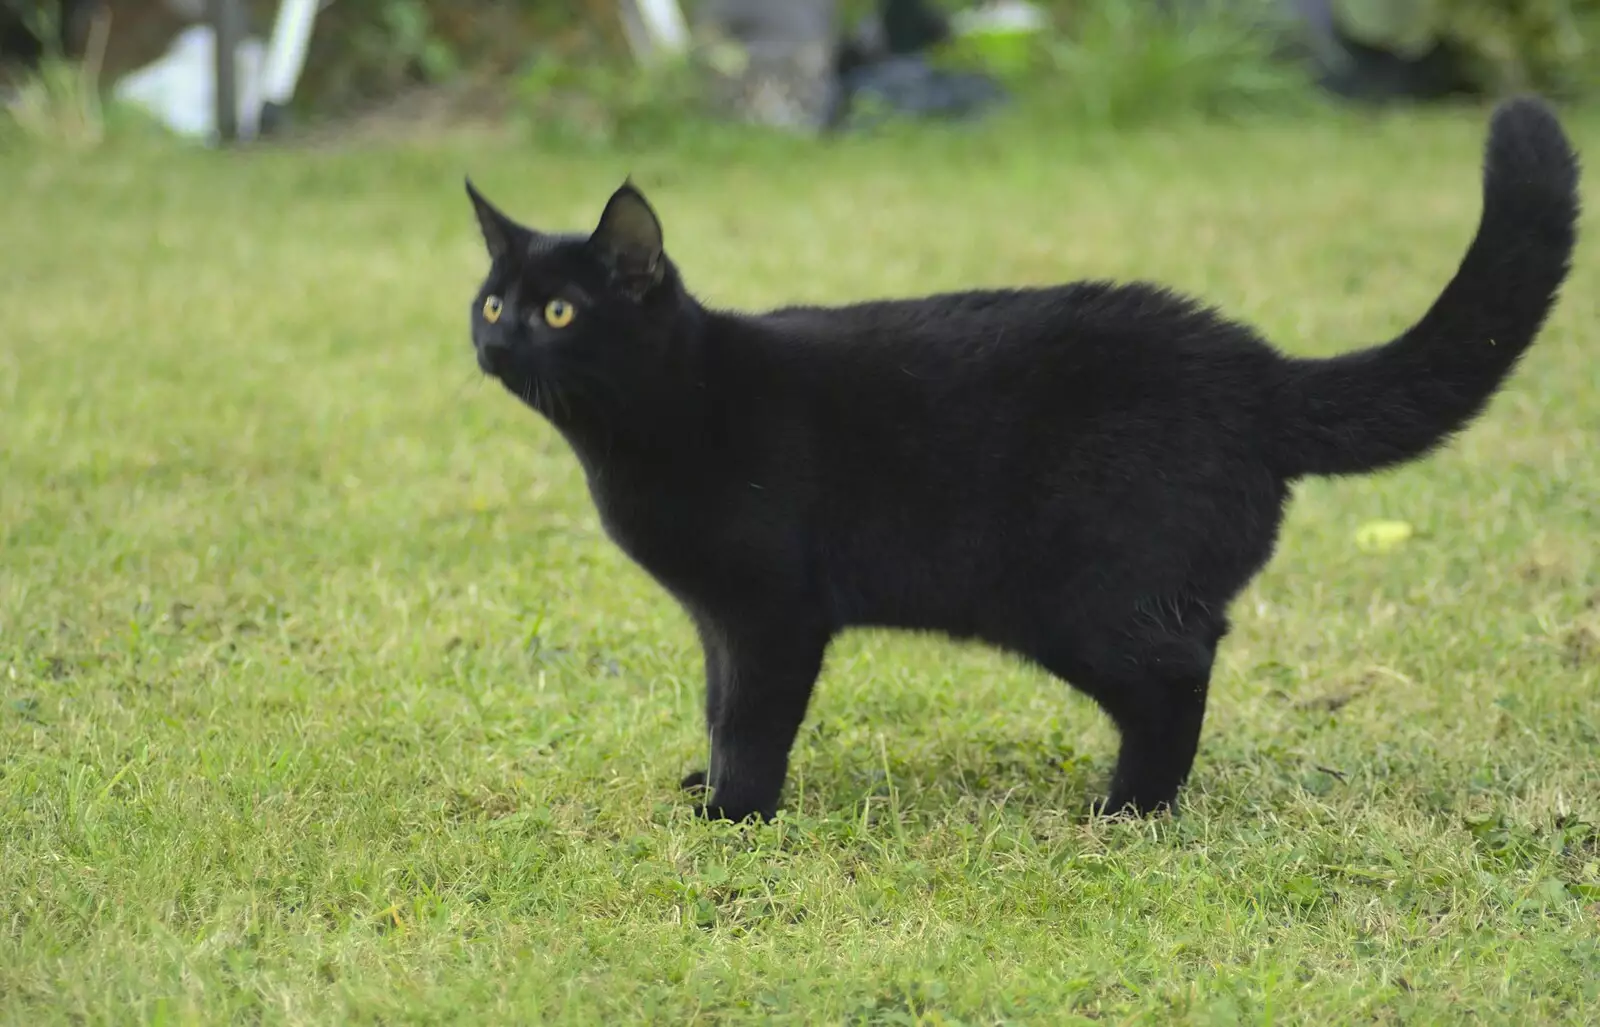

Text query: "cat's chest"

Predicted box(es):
[583, 466, 800, 603]
[585, 471, 724, 579]
[589, 475, 693, 554]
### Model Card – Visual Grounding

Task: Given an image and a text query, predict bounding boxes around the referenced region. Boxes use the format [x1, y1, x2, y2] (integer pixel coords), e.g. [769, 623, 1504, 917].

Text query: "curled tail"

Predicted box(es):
[1270, 96, 1580, 479]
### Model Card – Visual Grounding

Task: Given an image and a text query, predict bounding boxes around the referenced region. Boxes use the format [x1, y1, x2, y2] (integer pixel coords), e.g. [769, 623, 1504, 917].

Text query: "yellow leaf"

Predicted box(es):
[1354, 519, 1414, 553]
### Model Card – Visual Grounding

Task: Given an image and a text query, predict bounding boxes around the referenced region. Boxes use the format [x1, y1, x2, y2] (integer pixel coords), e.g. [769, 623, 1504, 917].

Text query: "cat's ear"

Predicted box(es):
[588, 180, 665, 300]
[464, 177, 522, 261]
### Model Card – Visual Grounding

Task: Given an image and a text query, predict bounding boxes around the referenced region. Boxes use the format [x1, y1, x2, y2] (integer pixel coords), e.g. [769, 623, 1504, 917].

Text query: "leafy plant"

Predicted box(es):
[294, 0, 622, 112]
[297, 0, 460, 107]
[513, 51, 710, 149]
[377, 0, 459, 82]
[1, 1, 107, 150]
[1041, 1, 1312, 128]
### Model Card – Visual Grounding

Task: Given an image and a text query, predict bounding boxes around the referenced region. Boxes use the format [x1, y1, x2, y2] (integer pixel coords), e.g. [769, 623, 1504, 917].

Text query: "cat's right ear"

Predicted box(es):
[465, 177, 520, 261]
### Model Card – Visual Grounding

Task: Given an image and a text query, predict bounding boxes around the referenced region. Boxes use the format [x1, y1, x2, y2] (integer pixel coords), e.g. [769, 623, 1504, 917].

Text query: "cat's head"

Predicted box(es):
[464, 179, 692, 425]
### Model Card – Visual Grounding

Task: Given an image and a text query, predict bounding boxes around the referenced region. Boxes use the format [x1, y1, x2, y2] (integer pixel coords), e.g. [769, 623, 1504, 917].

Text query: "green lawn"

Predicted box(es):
[3, 103, 1599, 1024]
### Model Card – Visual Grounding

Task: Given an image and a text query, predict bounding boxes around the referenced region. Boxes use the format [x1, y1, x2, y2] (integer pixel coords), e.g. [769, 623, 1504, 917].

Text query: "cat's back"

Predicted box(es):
[745, 280, 1278, 393]
[756, 281, 1260, 356]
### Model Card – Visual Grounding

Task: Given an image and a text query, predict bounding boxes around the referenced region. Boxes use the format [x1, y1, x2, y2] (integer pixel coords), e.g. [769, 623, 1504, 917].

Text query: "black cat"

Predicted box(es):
[463, 97, 1578, 820]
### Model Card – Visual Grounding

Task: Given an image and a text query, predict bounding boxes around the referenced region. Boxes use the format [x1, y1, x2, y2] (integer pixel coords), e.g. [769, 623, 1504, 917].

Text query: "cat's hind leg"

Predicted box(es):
[1033, 597, 1227, 816]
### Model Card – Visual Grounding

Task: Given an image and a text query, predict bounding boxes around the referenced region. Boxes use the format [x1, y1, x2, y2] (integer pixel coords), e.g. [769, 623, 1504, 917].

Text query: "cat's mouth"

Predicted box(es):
[486, 363, 545, 412]
[474, 341, 553, 416]
[475, 339, 512, 377]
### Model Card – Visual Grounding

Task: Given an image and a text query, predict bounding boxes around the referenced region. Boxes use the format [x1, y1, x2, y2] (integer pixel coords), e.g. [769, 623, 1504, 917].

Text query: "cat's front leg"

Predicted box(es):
[684, 612, 827, 822]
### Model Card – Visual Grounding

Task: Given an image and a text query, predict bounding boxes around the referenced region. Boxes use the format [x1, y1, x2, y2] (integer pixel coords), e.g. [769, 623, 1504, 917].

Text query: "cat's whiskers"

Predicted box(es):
[452, 369, 484, 401]
[548, 379, 577, 423]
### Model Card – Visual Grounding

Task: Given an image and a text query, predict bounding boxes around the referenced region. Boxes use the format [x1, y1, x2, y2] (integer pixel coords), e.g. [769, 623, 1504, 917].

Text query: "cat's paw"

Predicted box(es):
[680, 771, 776, 822]
[1082, 798, 1135, 823]
[1087, 793, 1176, 821]
[694, 800, 773, 824]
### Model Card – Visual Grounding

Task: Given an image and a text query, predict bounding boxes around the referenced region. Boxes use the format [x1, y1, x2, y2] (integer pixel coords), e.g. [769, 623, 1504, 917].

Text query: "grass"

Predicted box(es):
[2, 100, 1599, 1024]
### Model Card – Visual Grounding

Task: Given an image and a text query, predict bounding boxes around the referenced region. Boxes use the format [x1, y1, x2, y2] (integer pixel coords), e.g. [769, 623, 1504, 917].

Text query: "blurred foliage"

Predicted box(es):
[512, 50, 710, 149]
[11, 0, 1599, 143]
[1, 55, 102, 149]
[1006, 1, 1312, 126]
[1333, 0, 1600, 95]
[292, 0, 625, 110]
[506, 2, 1310, 145]
[1, 0, 105, 150]
[240, 0, 1303, 118]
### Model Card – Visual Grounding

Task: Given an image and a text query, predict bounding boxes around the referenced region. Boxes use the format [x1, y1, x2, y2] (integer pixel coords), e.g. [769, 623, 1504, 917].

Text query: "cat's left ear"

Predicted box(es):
[588, 180, 665, 300]
[465, 177, 523, 261]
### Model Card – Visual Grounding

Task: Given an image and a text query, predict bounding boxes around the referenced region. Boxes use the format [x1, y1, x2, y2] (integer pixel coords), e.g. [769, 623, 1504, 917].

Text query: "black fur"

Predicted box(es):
[463, 98, 1579, 820]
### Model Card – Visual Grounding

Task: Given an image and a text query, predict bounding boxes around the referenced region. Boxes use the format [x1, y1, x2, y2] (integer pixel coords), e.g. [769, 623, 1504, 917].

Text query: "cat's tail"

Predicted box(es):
[1269, 96, 1579, 479]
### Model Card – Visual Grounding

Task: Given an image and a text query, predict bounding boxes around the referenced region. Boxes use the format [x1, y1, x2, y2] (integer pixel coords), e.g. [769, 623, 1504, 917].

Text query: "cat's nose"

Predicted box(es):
[475, 337, 511, 375]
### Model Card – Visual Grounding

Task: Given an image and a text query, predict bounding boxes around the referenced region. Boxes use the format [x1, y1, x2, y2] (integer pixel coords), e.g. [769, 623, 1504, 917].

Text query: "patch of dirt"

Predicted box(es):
[1294, 691, 1363, 713]
[1563, 621, 1600, 668]
[1293, 674, 1375, 713]
[1517, 550, 1570, 584]
[274, 80, 518, 150]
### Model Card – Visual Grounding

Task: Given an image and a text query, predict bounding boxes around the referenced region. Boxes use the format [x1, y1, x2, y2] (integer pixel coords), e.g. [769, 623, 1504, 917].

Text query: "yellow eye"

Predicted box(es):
[482, 295, 503, 324]
[544, 299, 575, 329]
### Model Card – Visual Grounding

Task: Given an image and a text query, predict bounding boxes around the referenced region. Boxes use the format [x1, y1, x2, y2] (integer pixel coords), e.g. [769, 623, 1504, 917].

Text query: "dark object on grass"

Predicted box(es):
[1289, 0, 1474, 101]
[879, 0, 951, 54]
[461, 98, 1577, 822]
[210, 0, 240, 143]
[835, 54, 1007, 129]
[693, 0, 1005, 133]
[831, 0, 1006, 131]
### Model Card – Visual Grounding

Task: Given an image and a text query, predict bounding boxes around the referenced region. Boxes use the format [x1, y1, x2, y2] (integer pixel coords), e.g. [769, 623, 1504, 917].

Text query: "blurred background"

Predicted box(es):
[5, 0, 1600, 149]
